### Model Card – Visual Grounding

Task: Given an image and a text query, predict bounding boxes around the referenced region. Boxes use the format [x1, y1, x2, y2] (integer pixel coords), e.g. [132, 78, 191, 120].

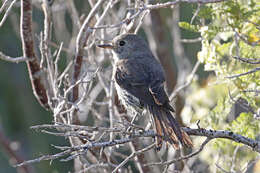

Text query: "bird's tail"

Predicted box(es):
[148, 105, 193, 150]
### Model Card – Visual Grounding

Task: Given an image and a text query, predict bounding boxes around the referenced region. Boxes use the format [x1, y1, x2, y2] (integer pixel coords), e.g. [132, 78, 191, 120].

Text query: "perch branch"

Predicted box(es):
[14, 126, 260, 167]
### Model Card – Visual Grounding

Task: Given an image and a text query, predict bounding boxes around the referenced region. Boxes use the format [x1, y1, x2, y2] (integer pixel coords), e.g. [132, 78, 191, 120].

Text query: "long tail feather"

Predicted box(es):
[148, 105, 193, 150]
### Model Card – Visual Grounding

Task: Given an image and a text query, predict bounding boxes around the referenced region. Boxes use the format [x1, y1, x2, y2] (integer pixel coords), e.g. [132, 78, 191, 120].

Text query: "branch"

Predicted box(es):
[91, 0, 226, 30]
[226, 67, 260, 79]
[0, 51, 28, 63]
[30, 125, 260, 154]
[181, 37, 202, 43]
[14, 125, 260, 167]
[31, 123, 123, 133]
[232, 56, 260, 64]
[144, 0, 227, 9]
[112, 143, 156, 173]
[14, 130, 156, 167]
[146, 138, 211, 169]
[0, 0, 18, 27]
[184, 127, 260, 152]
[170, 61, 201, 100]
[71, 0, 105, 101]
[20, 0, 50, 109]
[70, 0, 105, 124]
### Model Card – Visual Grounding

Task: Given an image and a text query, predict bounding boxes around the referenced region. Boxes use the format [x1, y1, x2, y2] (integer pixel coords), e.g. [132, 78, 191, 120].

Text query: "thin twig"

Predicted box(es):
[0, 51, 28, 63]
[226, 67, 260, 79]
[146, 138, 211, 167]
[15, 126, 260, 167]
[0, 0, 17, 27]
[91, 0, 226, 30]
[112, 143, 156, 173]
[170, 61, 200, 100]
[31, 123, 124, 133]
[181, 37, 202, 43]
[232, 56, 260, 64]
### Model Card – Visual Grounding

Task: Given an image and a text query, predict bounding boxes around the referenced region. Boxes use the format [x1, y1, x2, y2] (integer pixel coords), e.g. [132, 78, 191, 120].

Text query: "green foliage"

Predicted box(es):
[181, 0, 260, 171]
[229, 113, 259, 139]
[179, 21, 200, 32]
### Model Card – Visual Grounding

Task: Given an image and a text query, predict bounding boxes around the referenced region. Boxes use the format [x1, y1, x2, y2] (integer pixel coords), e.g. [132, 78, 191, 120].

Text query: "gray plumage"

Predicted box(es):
[98, 34, 192, 150]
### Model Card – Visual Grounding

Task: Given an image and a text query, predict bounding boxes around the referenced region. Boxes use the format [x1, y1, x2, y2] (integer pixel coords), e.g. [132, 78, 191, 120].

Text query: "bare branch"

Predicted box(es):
[0, 51, 28, 63]
[20, 0, 50, 109]
[112, 143, 156, 173]
[31, 123, 124, 133]
[90, 8, 144, 30]
[181, 37, 202, 43]
[14, 125, 260, 168]
[226, 67, 260, 79]
[92, 0, 227, 30]
[71, 0, 105, 101]
[232, 56, 260, 64]
[184, 127, 260, 152]
[170, 61, 201, 100]
[141, 0, 227, 10]
[146, 138, 210, 168]
[0, 0, 17, 27]
[79, 163, 117, 173]
[14, 130, 156, 167]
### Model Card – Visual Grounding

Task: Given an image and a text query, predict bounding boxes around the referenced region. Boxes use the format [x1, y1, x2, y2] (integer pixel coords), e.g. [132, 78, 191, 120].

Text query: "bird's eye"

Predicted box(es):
[119, 40, 125, 46]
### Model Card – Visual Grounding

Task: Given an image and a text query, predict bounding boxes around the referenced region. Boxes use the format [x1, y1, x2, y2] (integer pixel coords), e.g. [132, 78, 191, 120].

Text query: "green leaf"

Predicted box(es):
[178, 22, 200, 32]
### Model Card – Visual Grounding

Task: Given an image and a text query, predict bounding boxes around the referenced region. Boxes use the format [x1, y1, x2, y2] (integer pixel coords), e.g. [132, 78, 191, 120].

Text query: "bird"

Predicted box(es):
[97, 33, 192, 150]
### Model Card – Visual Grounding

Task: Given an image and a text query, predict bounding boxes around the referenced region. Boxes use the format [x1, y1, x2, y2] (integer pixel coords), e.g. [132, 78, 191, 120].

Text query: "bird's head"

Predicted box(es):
[97, 34, 151, 60]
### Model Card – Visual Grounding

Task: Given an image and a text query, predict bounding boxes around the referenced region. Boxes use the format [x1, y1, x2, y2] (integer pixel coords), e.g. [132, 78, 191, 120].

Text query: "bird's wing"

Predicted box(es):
[115, 59, 172, 109]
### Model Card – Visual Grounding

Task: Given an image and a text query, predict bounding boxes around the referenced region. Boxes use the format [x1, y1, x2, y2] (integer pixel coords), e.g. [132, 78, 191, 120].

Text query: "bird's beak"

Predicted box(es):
[97, 43, 114, 49]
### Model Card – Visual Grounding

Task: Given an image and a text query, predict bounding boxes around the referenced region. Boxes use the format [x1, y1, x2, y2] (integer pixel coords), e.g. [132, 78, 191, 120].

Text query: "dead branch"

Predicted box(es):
[0, 0, 17, 27]
[184, 127, 260, 152]
[14, 125, 260, 168]
[146, 138, 210, 170]
[21, 0, 50, 109]
[170, 61, 200, 100]
[71, 0, 105, 103]
[0, 51, 28, 63]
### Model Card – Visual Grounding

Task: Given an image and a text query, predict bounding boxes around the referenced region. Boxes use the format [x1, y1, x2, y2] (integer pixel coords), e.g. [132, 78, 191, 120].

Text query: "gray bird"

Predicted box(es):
[98, 34, 192, 150]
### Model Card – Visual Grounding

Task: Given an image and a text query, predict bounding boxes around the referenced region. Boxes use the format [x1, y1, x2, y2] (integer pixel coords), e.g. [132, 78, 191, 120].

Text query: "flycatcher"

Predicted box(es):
[98, 34, 192, 150]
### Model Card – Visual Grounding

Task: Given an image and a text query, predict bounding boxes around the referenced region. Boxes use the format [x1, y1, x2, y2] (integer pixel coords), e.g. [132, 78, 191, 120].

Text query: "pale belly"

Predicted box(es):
[115, 83, 143, 113]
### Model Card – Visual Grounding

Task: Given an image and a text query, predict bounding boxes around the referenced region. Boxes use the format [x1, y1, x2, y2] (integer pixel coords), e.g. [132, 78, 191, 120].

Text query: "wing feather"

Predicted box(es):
[115, 59, 171, 109]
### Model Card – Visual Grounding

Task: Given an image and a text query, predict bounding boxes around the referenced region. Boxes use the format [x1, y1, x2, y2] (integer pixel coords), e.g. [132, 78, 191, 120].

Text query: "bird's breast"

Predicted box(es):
[115, 83, 143, 113]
